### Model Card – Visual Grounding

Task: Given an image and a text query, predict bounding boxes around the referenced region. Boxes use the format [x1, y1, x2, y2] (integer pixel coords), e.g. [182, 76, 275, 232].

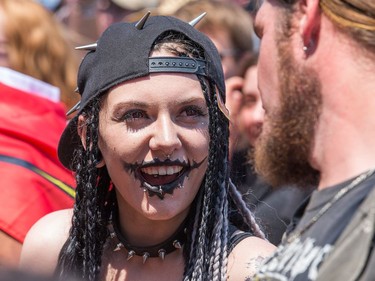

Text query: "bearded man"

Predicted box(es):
[252, 0, 375, 280]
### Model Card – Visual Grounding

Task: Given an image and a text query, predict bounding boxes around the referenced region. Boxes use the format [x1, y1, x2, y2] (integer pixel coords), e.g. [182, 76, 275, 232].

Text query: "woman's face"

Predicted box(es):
[97, 69, 209, 221]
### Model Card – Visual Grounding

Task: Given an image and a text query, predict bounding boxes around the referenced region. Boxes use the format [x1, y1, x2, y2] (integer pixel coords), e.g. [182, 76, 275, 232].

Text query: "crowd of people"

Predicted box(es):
[0, 0, 374, 280]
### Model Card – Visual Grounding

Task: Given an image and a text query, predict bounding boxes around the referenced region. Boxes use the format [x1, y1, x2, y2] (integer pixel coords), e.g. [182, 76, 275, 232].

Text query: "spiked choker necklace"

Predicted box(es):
[108, 210, 187, 263]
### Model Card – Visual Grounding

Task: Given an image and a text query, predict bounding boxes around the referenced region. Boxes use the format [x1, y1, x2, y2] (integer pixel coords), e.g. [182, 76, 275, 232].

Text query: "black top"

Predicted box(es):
[227, 223, 253, 254]
[254, 171, 375, 281]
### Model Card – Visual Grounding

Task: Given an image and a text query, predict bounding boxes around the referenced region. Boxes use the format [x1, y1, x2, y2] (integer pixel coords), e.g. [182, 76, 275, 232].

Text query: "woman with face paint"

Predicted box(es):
[19, 12, 275, 281]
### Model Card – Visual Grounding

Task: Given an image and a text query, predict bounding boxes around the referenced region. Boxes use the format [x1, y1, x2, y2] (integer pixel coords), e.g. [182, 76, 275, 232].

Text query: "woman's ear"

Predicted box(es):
[95, 153, 106, 168]
[77, 115, 88, 150]
[77, 115, 106, 168]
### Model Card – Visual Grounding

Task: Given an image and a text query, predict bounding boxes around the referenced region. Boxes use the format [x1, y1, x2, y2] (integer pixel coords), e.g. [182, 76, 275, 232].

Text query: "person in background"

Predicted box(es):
[95, 0, 159, 36]
[252, 0, 375, 280]
[19, 13, 275, 281]
[172, 0, 254, 79]
[0, 0, 79, 110]
[52, 0, 160, 44]
[0, 0, 76, 268]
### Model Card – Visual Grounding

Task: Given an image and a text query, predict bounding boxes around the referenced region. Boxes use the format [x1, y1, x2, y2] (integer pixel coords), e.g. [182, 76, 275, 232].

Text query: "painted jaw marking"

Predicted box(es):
[124, 157, 207, 200]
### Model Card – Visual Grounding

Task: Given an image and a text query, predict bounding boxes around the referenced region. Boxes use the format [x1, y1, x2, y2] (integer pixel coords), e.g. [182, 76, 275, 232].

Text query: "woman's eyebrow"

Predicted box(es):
[112, 101, 149, 110]
[177, 97, 206, 106]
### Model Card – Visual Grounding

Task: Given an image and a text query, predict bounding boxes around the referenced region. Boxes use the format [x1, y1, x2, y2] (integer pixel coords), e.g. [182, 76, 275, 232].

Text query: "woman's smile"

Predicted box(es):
[123, 157, 207, 199]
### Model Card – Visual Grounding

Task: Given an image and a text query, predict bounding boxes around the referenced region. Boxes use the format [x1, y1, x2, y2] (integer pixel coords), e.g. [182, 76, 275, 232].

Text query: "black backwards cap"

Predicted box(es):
[58, 12, 226, 171]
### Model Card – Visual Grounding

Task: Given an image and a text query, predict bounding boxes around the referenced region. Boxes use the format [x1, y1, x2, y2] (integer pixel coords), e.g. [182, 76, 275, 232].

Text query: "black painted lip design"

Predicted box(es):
[124, 157, 207, 199]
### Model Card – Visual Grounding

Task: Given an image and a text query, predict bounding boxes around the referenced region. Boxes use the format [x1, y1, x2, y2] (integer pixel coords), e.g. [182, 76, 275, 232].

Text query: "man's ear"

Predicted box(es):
[299, 0, 321, 54]
[77, 115, 106, 168]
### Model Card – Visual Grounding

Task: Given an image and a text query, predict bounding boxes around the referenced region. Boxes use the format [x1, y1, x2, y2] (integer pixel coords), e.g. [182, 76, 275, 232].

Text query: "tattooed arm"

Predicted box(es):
[227, 236, 276, 281]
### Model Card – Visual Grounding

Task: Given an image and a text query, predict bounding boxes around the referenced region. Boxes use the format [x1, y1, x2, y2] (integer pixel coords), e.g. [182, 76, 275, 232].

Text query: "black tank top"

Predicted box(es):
[228, 223, 254, 253]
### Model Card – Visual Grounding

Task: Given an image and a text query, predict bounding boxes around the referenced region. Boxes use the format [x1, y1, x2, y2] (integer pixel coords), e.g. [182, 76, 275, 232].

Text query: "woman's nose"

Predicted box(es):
[149, 115, 182, 156]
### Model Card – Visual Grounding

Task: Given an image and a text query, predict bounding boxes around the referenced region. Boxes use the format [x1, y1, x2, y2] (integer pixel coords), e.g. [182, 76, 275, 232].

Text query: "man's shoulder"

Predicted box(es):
[316, 187, 375, 281]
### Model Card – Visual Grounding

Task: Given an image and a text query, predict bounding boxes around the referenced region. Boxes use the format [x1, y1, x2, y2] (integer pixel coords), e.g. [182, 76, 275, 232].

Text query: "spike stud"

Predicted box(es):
[108, 222, 116, 238]
[127, 250, 135, 261]
[158, 249, 166, 260]
[66, 101, 81, 116]
[189, 12, 207, 27]
[142, 252, 150, 264]
[173, 240, 182, 249]
[75, 43, 97, 51]
[114, 242, 124, 252]
[135, 11, 151, 30]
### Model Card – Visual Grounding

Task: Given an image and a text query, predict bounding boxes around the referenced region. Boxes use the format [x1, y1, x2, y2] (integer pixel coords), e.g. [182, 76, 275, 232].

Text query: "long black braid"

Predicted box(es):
[55, 98, 114, 280]
[55, 31, 265, 281]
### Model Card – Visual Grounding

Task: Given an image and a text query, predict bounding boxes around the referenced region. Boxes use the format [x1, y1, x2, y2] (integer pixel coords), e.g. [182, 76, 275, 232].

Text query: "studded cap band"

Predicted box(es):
[65, 57, 207, 116]
[149, 57, 207, 76]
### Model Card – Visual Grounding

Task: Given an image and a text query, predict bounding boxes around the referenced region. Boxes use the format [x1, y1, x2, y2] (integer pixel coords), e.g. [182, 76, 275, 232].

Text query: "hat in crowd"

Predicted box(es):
[58, 12, 225, 171]
[35, 0, 62, 11]
[111, 0, 159, 10]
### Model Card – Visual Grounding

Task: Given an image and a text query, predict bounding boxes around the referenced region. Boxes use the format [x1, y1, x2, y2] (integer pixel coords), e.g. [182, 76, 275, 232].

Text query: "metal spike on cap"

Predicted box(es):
[66, 101, 81, 116]
[189, 12, 207, 27]
[135, 11, 151, 30]
[75, 43, 97, 51]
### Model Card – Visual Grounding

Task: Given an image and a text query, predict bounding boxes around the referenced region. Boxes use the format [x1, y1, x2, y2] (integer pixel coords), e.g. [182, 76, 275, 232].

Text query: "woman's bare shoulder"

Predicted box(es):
[19, 209, 73, 275]
[228, 236, 276, 281]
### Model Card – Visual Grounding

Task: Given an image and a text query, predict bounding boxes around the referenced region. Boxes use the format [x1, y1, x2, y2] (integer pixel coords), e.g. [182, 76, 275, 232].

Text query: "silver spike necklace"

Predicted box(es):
[286, 168, 375, 243]
[108, 208, 187, 264]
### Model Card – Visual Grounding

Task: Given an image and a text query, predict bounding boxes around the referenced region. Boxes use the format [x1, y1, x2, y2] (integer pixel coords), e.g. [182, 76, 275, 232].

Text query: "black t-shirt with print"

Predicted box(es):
[253, 171, 375, 281]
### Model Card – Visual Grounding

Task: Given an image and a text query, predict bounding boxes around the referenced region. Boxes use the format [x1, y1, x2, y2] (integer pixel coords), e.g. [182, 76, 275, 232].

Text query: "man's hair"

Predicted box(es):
[275, 0, 375, 53]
